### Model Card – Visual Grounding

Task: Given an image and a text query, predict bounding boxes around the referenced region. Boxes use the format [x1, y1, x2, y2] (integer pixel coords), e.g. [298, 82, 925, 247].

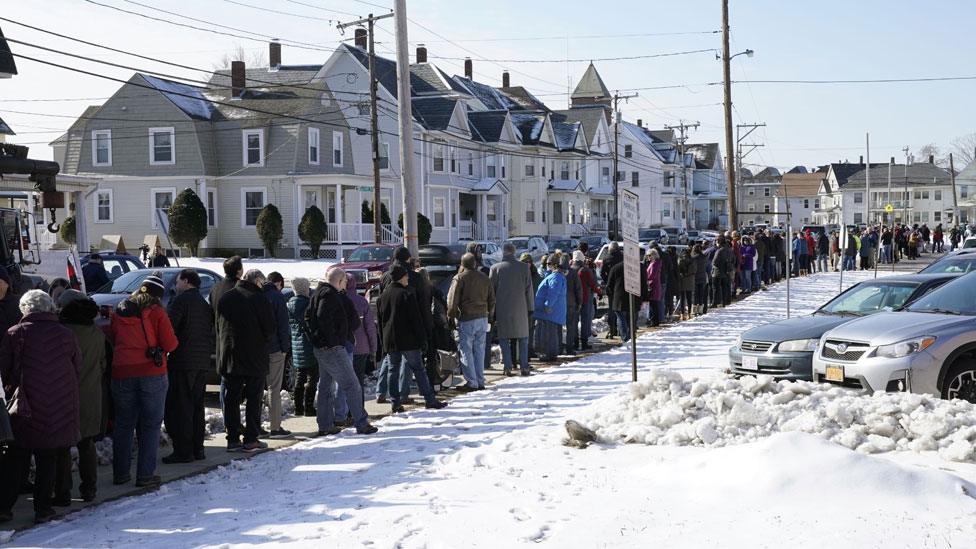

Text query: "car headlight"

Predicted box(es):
[875, 336, 936, 359]
[777, 338, 819, 352]
[367, 270, 383, 281]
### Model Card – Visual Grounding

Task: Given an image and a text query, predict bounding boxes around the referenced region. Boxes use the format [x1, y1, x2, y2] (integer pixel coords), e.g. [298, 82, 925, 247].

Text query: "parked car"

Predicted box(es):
[578, 235, 610, 258]
[800, 225, 828, 237]
[76, 251, 146, 284]
[661, 226, 687, 245]
[89, 267, 223, 326]
[638, 228, 669, 245]
[918, 250, 976, 274]
[546, 238, 578, 253]
[812, 272, 976, 402]
[730, 273, 959, 380]
[505, 236, 548, 263]
[335, 243, 397, 296]
[470, 240, 502, 263]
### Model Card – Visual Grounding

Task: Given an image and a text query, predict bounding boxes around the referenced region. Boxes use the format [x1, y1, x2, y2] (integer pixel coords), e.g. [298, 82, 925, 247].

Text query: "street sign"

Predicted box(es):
[621, 189, 640, 243]
[623, 241, 642, 297]
[885, 204, 894, 213]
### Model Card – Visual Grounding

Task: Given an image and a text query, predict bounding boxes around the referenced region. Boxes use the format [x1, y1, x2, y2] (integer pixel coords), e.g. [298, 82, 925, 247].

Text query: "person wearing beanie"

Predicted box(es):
[81, 254, 109, 295]
[447, 253, 494, 390]
[108, 274, 178, 489]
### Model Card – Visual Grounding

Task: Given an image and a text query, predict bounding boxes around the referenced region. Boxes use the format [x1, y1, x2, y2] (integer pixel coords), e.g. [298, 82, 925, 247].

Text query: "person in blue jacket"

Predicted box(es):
[533, 255, 567, 362]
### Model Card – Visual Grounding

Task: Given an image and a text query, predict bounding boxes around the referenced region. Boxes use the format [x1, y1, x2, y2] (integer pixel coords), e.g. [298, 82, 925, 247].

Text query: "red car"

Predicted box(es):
[335, 244, 397, 295]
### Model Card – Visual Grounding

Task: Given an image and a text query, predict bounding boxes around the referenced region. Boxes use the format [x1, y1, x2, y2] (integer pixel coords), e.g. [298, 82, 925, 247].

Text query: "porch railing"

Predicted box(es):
[458, 220, 475, 240]
[484, 220, 504, 241]
[587, 218, 608, 232]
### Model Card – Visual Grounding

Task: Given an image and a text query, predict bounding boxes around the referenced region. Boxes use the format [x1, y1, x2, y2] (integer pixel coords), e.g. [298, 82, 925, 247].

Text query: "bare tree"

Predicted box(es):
[950, 133, 976, 168]
[916, 143, 949, 169]
[212, 45, 267, 71]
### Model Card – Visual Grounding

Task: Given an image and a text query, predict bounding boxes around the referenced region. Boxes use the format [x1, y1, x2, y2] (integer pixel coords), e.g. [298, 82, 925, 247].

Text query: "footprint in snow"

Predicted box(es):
[509, 507, 531, 522]
[521, 525, 551, 543]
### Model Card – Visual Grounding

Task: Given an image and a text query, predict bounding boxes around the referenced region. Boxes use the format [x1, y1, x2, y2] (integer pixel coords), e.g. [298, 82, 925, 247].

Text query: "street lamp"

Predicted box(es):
[716, 49, 754, 61]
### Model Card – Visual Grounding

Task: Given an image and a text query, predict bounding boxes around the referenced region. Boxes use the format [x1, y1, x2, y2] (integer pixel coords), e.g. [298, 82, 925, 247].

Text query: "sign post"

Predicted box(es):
[621, 190, 641, 382]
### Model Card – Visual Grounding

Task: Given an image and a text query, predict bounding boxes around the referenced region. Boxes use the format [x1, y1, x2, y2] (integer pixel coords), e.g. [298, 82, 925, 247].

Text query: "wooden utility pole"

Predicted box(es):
[665, 121, 699, 229]
[611, 91, 637, 237]
[950, 153, 959, 227]
[337, 12, 394, 244]
[394, 0, 418, 255]
[721, 0, 737, 230]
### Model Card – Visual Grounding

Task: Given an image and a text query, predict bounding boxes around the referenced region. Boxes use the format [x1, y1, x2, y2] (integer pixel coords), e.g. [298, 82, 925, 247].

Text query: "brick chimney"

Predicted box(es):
[354, 28, 367, 49]
[637, 119, 642, 128]
[416, 44, 427, 63]
[890, 156, 895, 164]
[231, 60, 245, 99]
[269, 39, 281, 69]
[502, 70, 510, 88]
[929, 154, 935, 164]
[859, 155, 864, 164]
[464, 57, 472, 79]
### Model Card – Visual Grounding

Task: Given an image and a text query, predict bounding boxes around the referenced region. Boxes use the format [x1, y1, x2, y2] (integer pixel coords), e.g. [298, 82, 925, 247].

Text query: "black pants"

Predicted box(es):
[712, 277, 730, 307]
[55, 437, 97, 500]
[0, 445, 63, 517]
[165, 370, 207, 459]
[222, 374, 264, 445]
[293, 367, 319, 413]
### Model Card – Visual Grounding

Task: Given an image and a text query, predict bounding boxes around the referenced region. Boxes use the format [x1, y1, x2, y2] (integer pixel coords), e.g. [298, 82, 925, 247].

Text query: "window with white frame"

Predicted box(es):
[854, 192, 863, 204]
[552, 201, 563, 224]
[449, 146, 457, 173]
[94, 188, 113, 223]
[242, 129, 264, 167]
[856, 212, 865, 224]
[574, 161, 580, 180]
[525, 163, 535, 177]
[624, 145, 632, 158]
[935, 190, 942, 201]
[308, 127, 320, 165]
[803, 199, 809, 209]
[764, 204, 771, 214]
[486, 155, 496, 178]
[500, 155, 507, 179]
[332, 131, 343, 167]
[815, 198, 820, 209]
[432, 197, 446, 227]
[763, 187, 770, 197]
[92, 130, 112, 166]
[242, 187, 266, 227]
[601, 167, 610, 185]
[432, 143, 445, 172]
[207, 189, 217, 227]
[747, 187, 755, 196]
[962, 186, 969, 199]
[525, 199, 535, 223]
[560, 161, 570, 180]
[149, 127, 175, 165]
[304, 189, 319, 210]
[631, 172, 639, 187]
[150, 188, 175, 229]
[664, 170, 673, 187]
[467, 153, 473, 176]
[935, 211, 942, 221]
[379, 142, 390, 170]
[663, 203, 671, 218]
[922, 190, 930, 200]
[487, 198, 497, 221]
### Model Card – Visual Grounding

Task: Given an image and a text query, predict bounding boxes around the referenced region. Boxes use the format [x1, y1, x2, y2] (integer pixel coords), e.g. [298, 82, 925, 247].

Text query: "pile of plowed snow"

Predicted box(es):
[575, 369, 976, 462]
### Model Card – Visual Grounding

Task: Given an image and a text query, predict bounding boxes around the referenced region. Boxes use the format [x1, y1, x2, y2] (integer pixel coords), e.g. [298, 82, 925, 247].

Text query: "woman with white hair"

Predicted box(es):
[0, 290, 82, 524]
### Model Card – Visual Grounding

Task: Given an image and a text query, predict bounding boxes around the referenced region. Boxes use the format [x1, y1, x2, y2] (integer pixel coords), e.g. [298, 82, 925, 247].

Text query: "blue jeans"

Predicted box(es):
[501, 336, 529, 373]
[458, 317, 488, 387]
[375, 354, 410, 400]
[314, 346, 369, 432]
[580, 297, 594, 347]
[617, 310, 631, 342]
[817, 254, 828, 272]
[386, 349, 437, 406]
[741, 269, 753, 293]
[111, 374, 168, 482]
[333, 350, 354, 419]
[843, 255, 856, 271]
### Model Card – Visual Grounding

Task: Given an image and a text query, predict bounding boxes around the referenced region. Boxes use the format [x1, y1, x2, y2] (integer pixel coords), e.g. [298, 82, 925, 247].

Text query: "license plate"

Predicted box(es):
[741, 355, 759, 371]
[825, 364, 845, 382]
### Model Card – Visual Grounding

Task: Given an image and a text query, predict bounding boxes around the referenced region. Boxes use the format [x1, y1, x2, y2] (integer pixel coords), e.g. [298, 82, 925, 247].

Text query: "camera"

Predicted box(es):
[146, 346, 165, 367]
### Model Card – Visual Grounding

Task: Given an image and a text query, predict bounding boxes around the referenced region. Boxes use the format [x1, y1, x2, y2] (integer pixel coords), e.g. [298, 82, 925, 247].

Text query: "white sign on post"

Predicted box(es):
[621, 189, 641, 297]
[621, 189, 639, 243]
[623, 241, 642, 297]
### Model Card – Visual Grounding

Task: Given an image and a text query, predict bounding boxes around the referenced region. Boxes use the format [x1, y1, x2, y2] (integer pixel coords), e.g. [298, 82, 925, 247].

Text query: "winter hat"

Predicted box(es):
[390, 264, 410, 283]
[139, 275, 166, 299]
[57, 288, 88, 309]
[519, 253, 533, 263]
[394, 246, 411, 262]
[572, 250, 586, 263]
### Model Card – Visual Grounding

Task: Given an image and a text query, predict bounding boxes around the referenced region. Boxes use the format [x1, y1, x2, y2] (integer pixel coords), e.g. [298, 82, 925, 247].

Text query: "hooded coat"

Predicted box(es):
[533, 269, 567, 325]
[60, 298, 108, 439]
[216, 280, 274, 377]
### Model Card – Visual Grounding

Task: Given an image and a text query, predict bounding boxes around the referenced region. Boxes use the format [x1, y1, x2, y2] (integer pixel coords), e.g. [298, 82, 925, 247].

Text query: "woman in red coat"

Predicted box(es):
[0, 290, 82, 524]
[108, 275, 178, 488]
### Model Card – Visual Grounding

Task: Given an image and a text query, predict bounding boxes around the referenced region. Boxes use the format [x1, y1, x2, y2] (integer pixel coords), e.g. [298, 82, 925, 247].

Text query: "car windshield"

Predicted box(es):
[920, 256, 976, 274]
[964, 240, 976, 249]
[506, 239, 529, 249]
[580, 236, 603, 246]
[663, 228, 679, 236]
[94, 271, 177, 295]
[347, 246, 394, 262]
[907, 274, 976, 315]
[639, 229, 663, 240]
[820, 281, 920, 315]
[549, 240, 572, 250]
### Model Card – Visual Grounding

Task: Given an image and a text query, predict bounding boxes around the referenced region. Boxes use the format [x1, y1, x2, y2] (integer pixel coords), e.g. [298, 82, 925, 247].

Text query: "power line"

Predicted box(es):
[221, 0, 359, 21]
[429, 48, 717, 64]
[283, 0, 378, 16]
[409, 30, 721, 43]
[735, 76, 976, 84]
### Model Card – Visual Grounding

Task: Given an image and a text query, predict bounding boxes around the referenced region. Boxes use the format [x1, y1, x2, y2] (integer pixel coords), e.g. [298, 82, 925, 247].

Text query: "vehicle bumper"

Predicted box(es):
[811, 352, 935, 393]
[728, 347, 815, 381]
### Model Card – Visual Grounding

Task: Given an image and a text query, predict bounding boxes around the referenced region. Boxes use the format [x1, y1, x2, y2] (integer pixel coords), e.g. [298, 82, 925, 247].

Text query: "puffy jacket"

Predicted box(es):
[287, 295, 315, 371]
[377, 281, 427, 353]
[307, 282, 351, 350]
[741, 245, 756, 271]
[216, 281, 274, 377]
[345, 274, 377, 356]
[110, 301, 178, 378]
[533, 270, 567, 325]
[646, 259, 663, 301]
[263, 282, 291, 355]
[166, 288, 214, 371]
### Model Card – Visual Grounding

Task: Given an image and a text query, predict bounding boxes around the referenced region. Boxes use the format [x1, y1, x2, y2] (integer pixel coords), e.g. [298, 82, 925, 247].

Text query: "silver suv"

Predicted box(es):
[812, 272, 976, 402]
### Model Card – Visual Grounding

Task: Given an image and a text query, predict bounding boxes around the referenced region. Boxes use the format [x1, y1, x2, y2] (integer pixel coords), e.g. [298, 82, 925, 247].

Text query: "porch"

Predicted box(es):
[294, 179, 401, 260]
[430, 179, 509, 243]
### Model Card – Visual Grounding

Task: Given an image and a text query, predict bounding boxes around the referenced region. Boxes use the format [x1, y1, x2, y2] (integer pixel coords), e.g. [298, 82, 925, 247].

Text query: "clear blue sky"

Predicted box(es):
[3, 0, 975, 170]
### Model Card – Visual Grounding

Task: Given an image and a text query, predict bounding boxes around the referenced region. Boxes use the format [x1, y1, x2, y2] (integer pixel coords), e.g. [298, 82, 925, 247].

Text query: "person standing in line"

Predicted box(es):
[562, 255, 582, 356]
[308, 268, 378, 436]
[676, 248, 696, 320]
[490, 243, 534, 376]
[377, 265, 447, 411]
[0, 291, 81, 524]
[262, 271, 292, 439]
[109, 275, 178, 487]
[345, 273, 377, 401]
[54, 290, 106, 503]
[163, 269, 214, 463]
[712, 237, 734, 307]
[645, 249, 664, 328]
[520, 253, 543, 358]
[600, 242, 623, 338]
[691, 244, 709, 316]
[217, 269, 273, 453]
[740, 236, 756, 294]
[577, 258, 601, 350]
[534, 255, 567, 361]
[448, 253, 495, 390]
[605, 254, 631, 340]
[287, 278, 317, 417]
[817, 231, 830, 273]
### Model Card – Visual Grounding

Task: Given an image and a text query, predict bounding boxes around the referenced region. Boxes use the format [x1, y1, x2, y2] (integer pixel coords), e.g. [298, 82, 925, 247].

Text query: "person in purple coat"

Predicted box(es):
[645, 249, 663, 327]
[740, 236, 757, 294]
[0, 290, 82, 525]
[345, 273, 378, 404]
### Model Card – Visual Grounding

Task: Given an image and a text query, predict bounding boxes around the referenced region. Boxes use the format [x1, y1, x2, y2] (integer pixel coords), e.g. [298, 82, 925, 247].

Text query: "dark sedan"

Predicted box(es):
[90, 267, 223, 325]
[728, 273, 959, 380]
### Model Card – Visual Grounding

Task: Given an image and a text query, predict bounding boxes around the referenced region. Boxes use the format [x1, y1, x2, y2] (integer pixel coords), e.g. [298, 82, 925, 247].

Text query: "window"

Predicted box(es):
[467, 153, 473, 176]
[913, 191, 921, 200]
[574, 161, 580, 180]
[332, 131, 343, 167]
[763, 204, 770, 214]
[616, 171, 625, 182]
[803, 199, 809, 209]
[308, 127, 320, 165]
[815, 199, 820, 209]
[763, 187, 770, 197]
[150, 188, 176, 229]
[854, 192, 863, 204]
[664, 171, 674, 187]
[450, 147, 457, 173]
[631, 172, 639, 187]
[500, 156, 507, 179]
[357, 101, 370, 116]
[379, 142, 390, 170]
[525, 164, 535, 177]
[542, 164, 546, 177]
[207, 189, 217, 227]
[854, 212, 864, 224]
[552, 201, 563, 224]
[624, 144, 632, 158]
[560, 161, 570, 180]
[432, 143, 445, 172]
[663, 203, 671, 218]
[487, 198, 498, 221]
[432, 197, 445, 227]
[747, 187, 755, 196]
[242, 129, 264, 167]
[922, 211, 930, 222]
[94, 189, 113, 223]
[486, 156, 496, 178]
[601, 167, 610, 185]
[91, 130, 112, 166]
[748, 204, 755, 212]
[935, 211, 942, 222]
[935, 190, 942, 201]
[241, 187, 266, 227]
[526, 199, 535, 223]
[304, 190, 319, 210]
[149, 127, 175, 165]
[962, 186, 969, 199]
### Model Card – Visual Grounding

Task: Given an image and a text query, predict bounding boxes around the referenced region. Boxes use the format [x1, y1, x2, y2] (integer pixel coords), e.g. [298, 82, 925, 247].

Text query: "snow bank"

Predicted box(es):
[575, 369, 976, 462]
[179, 257, 336, 284]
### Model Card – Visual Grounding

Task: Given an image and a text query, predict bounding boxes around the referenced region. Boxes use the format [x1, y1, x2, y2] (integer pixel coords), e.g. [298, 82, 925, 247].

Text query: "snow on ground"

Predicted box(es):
[176, 257, 336, 284]
[11, 270, 976, 548]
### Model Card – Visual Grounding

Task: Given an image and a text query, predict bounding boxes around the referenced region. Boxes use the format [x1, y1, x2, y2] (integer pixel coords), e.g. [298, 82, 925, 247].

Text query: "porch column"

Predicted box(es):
[72, 190, 90, 253]
[447, 189, 454, 243]
[292, 180, 301, 259]
[479, 194, 487, 240]
[335, 182, 344, 257]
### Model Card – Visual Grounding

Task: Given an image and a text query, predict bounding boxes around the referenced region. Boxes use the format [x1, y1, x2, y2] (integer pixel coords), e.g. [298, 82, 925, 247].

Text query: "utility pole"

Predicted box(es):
[735, 122, 764, 224]
[337, 12, 394, 244]
[393, 0, 418, 256]
[721, 0, 736, 230]
[665, 121, 699, 229]
[903, 146, 911, 228]
[611, 91, 637, 237]
[865, 132, 871, 226]
[950, 153, 959, 228]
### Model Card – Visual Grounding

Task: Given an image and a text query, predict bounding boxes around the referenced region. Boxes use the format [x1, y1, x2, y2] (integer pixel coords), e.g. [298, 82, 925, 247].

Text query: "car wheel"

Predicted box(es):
[942, 358, 976, 403]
